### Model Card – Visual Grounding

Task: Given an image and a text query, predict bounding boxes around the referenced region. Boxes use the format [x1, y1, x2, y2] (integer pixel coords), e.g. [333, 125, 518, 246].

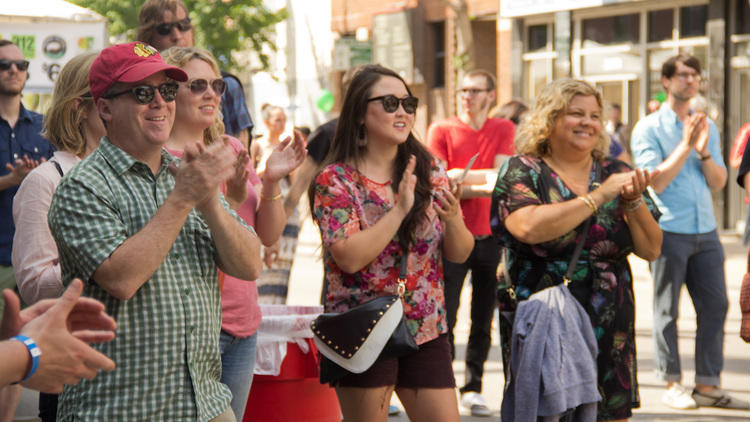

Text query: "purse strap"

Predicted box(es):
[562, 218, 592, 285]
[501, 160, 601, 295]
[398, 250, 407, 297]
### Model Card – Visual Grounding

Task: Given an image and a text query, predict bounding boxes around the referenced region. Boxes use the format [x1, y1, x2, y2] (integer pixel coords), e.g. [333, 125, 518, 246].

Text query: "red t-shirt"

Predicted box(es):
[426, 117, 515, 236]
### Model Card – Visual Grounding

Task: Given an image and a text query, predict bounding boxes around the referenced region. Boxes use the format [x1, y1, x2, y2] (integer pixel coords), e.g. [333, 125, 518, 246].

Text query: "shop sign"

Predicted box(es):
[333, 37, 372, 71]
[1, 22, 105, 93]
[501, 0, 641, 18]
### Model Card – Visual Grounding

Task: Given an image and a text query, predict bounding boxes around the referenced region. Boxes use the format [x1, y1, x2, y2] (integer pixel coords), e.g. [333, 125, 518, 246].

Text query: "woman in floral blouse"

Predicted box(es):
[491, 79, 662, 421]
[310, 64, 473, 421]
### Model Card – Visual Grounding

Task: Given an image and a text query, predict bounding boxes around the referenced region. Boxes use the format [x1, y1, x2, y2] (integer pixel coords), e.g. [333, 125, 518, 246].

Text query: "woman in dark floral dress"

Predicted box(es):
[491, 79, 663, 421]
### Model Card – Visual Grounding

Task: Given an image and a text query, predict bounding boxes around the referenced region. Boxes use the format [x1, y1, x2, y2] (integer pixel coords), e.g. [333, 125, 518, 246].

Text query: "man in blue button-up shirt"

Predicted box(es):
[633, 54, 747, 410]
[0, 40, 54, 316]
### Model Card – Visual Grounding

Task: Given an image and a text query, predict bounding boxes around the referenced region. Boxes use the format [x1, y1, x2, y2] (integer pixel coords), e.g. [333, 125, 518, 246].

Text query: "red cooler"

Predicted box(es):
[244, 306, 340, 422]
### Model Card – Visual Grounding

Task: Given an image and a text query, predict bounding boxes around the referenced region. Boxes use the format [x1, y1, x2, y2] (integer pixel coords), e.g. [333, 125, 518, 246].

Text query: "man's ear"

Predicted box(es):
[488, 89, 497, 104]
[95, 98, 113, 125]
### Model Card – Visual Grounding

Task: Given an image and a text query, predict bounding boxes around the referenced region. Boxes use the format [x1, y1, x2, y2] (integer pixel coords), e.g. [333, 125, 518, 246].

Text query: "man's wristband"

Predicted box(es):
[10, 335, 41, 382]
[700, 153, 711, 161]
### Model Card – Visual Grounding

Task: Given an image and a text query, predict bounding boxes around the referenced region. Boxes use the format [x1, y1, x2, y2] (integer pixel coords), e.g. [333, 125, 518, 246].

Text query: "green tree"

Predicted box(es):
[70, 0, 287, 71]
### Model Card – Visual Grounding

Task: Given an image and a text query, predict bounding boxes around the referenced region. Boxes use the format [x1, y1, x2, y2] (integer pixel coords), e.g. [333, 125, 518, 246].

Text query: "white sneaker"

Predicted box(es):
[460, 391, 492, 417]
[662, 384, 698, 410]
[692, 388, 750, 409]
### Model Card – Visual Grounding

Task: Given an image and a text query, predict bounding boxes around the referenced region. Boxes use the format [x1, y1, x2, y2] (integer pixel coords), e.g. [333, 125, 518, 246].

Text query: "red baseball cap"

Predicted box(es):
[89, 42, 188, 101]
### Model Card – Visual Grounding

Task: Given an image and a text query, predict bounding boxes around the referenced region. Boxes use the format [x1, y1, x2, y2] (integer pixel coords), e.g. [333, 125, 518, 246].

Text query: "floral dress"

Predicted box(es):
[491, 155, 661, 420]
[311, 161, 450, 346]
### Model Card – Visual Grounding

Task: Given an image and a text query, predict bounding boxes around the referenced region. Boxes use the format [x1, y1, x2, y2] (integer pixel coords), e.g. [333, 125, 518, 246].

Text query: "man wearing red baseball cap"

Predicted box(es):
[48, 42, 262, 422]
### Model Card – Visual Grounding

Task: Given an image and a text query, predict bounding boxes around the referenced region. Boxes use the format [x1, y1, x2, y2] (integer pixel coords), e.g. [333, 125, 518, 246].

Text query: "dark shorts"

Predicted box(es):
[334, 334, 456, 389]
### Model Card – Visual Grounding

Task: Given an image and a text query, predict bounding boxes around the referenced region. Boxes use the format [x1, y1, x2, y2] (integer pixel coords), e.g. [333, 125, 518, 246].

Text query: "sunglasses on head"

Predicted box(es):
[103, 81, 179, 104]
[367, 95, 418, 114]
[154, 17, 192, 36]
[187, 78, 226, 96]
[0, 59, 30, 72]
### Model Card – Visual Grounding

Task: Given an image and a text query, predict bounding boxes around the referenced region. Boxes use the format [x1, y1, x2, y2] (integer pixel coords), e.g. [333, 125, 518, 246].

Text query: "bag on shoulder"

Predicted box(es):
[311, 255, 418, 384]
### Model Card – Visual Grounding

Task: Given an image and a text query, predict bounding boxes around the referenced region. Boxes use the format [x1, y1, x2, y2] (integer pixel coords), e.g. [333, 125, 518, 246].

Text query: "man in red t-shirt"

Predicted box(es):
[426, 70, 514, 417]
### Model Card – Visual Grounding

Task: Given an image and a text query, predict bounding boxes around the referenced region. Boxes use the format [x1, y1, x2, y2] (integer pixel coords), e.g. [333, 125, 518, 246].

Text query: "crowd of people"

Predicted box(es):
[1, 0, 750, 420]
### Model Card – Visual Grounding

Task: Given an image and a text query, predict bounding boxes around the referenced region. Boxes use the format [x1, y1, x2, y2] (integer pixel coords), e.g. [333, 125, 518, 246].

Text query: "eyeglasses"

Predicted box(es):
[103, 81, 179, 104]
[154, 18, 192, 36]
[367, 95, 418, 114]
[674, 72, 701, 81]
[459, 88, 490, 95]
[0, 59, 30, 72]
[187, 78, 227, 96]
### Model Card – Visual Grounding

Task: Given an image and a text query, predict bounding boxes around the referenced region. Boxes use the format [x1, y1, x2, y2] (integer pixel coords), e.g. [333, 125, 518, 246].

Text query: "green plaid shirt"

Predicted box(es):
[49, 137, 252, 421]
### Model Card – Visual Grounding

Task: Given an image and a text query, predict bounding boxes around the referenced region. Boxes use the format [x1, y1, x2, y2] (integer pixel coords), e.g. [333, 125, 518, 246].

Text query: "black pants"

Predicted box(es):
[39, 392, 57, 422]
[444, 237, 500, 394]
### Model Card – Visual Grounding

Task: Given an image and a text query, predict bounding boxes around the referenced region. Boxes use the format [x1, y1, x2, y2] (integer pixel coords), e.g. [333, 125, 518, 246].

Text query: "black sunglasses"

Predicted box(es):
[103, 81, 179, 104]
[0, 59, 30, 72]
[367, 95, 418, 114]
[187, 78, 227, 96]
[154, 17, 192, 36]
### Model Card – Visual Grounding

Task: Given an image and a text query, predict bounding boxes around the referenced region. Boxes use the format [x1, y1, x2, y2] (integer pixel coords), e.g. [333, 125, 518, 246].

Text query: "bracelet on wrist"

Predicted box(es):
[577, 194, 598, 214]
[620, 196, 643, 213]
[261, 191, 282, 201]
[10, 335, 41, 383]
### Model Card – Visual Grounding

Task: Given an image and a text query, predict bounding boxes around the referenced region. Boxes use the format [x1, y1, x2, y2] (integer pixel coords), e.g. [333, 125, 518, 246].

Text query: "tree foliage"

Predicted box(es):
[70, 0, 287, 71]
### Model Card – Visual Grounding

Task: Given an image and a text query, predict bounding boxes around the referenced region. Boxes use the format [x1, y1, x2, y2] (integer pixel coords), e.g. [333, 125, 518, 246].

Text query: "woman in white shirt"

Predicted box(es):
[12, 51, 104, 304]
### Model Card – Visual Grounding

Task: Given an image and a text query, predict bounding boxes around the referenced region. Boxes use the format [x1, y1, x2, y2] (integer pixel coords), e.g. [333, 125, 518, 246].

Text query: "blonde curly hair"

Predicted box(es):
[161, 46, 225, 144]
[515, 78, 610, 161]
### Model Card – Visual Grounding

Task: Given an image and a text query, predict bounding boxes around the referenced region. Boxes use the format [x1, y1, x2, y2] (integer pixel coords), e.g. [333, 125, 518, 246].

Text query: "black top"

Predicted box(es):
[307, 118, 338, 164]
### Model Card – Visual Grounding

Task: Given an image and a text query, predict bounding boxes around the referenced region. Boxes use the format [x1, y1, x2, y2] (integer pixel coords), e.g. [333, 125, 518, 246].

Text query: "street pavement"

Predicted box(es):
[287, 213, 750, 421]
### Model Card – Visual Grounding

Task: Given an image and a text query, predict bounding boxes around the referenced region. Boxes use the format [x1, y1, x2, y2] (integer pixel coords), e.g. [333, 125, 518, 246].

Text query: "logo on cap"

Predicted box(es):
[133, 43, 158, 58]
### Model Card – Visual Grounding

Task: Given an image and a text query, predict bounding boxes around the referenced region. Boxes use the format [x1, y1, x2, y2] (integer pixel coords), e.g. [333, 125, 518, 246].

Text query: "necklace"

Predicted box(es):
[543, 155, 593, 196]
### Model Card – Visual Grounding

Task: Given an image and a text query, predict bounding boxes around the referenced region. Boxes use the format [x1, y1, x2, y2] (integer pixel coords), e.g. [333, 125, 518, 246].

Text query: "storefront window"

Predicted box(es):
[527, 24, 548, 52]
[736, 0, 750, 35]
[648, 9, 674, 43]
[680, 5, 708, 38]
[524, 59, 552, 100]
[582, 51, 641, 75]
[583, 14, 639, 47]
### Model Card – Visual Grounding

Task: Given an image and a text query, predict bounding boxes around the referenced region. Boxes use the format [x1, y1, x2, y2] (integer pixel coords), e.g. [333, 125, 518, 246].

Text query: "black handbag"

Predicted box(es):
[311, 252, 418, 385]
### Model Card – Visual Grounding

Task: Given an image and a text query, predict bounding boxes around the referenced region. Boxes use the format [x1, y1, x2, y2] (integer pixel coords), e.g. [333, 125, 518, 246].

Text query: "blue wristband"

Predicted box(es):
[11, 335, 41, 382]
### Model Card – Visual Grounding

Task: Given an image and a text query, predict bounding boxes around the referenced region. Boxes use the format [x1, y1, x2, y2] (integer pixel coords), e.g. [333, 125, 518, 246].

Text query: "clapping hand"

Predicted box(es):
[225, 145, 251, 207]
[683, 113, 710, 155]
[433, 181, 462, 223]
[621, 168, 657, 201]
[1, 279, 116, 393]
[263, 130, 307, 183]
[395, 155, 417, 216]
[5, 155, 43, 184]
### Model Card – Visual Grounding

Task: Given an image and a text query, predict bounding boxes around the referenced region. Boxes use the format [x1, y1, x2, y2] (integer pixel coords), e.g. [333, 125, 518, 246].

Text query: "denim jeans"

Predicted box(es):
[219, 331, 258, 421]
[651, 230, 728, 385]
[444, 236, 500, 394]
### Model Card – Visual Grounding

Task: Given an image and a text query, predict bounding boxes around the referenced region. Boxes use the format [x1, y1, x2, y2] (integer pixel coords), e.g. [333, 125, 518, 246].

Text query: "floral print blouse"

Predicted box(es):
[311, 161, 450, 345]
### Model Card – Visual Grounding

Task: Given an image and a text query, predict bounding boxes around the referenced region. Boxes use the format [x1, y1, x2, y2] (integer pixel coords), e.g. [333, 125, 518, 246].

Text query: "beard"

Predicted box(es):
[0, 79, 25, 96]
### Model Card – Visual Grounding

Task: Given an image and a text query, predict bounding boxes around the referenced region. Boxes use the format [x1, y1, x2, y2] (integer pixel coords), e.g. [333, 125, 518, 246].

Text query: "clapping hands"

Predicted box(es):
[263, 130, 307, 183]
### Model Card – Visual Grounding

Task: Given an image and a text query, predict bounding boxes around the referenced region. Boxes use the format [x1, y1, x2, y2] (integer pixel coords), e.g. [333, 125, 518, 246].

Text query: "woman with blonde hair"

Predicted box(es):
[491, 78, 662, 421]
[11, 50, 104, 422]
[161, 46, 305, 420]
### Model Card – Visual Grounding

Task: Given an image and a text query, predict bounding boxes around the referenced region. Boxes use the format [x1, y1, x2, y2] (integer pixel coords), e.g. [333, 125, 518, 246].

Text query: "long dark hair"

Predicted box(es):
[309, 64, 433, 249]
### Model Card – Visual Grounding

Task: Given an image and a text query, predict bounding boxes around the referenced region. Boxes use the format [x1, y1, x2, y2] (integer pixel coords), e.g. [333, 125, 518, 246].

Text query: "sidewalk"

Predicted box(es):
[287, 216, 750, 421]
